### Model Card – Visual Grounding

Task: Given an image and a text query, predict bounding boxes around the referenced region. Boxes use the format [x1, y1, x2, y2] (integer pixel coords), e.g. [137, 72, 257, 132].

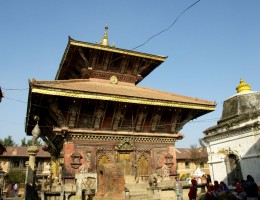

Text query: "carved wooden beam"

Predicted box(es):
[120, 56, 129, 73]
[150, 108, 162, 132]
[90, 49, 99, 69]
[102, 52, 112, 71]
[135, 106, 148, 132]
[112, 103, 126, 131]
[40, 135, 59, 156]
[93, 101, 106, 130]
[78, 47, 90, 67]
[132, 57, 141, 75]
[67, 100, 81, 128]
[137, 60, 152, 75]
[48, 99, 66, 127]
[170, 109, 181, 133]
[175, 110, 195, 132]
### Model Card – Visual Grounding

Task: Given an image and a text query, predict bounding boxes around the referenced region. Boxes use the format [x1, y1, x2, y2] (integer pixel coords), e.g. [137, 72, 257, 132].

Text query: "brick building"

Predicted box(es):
[175, 147, 209, 179]
[0, 146, 50, 176]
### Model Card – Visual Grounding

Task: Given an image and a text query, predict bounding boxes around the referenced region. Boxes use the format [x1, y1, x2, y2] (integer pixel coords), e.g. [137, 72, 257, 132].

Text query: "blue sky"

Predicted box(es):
[0, 1, 260, 147]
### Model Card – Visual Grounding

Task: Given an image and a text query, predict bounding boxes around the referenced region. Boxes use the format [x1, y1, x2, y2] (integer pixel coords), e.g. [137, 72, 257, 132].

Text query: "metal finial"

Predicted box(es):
[236, 78, 251, 93]
[100, 25, 109, 46]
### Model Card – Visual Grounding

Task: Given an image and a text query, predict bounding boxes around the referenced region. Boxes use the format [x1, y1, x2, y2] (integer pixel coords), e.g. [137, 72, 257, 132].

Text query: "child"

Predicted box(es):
[188, 179, 197, 200]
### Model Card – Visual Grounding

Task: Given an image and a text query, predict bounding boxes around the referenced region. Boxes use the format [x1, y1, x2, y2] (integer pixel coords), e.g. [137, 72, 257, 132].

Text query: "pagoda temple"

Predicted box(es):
[25, 26, 215, 197]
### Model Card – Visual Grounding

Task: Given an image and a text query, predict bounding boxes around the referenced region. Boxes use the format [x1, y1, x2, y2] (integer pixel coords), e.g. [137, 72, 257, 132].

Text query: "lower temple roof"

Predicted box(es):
[29, 79, 215, 111]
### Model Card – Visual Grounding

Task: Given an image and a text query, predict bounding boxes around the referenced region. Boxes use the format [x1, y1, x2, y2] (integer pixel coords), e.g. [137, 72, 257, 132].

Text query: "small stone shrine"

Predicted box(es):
[25, 26, 215, 199]
[203, 79, 260, 185]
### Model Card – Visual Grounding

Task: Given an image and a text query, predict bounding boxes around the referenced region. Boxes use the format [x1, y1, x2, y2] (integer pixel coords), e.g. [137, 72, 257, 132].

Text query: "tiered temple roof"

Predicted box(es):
[25, 27, 216, 154]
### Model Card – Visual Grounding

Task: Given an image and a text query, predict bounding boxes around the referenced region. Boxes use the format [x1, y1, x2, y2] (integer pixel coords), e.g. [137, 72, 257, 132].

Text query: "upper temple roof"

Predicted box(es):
[55, 37, 167, 84]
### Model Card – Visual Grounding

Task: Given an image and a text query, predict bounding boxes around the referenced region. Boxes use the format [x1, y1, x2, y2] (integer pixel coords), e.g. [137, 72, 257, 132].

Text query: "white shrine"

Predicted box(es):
[203, 79, 260, 185]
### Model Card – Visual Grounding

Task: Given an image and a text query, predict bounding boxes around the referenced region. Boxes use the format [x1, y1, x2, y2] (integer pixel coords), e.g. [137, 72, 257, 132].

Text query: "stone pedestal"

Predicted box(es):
[94, 163, 125, 200]
[75, 173, 97, 200]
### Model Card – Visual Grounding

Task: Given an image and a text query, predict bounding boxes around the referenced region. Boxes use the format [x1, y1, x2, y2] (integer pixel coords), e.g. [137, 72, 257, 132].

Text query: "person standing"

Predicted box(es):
[175, 176, 183, 200]
[243, 175, 259, 200]
[13, 183, 18, 197]
[188, 179, 197, 200]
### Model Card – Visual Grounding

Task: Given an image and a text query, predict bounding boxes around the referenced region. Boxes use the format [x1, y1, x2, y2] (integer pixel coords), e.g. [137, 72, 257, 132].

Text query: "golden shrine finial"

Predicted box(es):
[236, 78, 251, 93]
[100, 24, 109, 46]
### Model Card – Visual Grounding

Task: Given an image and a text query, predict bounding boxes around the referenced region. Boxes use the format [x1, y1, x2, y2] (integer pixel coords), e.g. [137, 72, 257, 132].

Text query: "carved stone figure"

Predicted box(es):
[32, 116, 41, 145]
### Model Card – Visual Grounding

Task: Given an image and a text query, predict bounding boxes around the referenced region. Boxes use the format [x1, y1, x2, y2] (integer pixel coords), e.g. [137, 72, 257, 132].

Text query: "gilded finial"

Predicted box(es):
[236, 78, 251, 93]
[100, 24, 109, 46]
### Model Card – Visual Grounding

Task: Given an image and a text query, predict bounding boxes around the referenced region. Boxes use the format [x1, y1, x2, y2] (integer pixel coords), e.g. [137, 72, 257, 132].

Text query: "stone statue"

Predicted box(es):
[148, 173, 158, 187]
[32, 116, 41, 145]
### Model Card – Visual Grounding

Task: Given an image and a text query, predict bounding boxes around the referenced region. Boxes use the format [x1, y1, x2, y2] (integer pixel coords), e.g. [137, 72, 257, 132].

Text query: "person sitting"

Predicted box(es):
[219, 181, 229, 192]
[231, 178, 246, 200]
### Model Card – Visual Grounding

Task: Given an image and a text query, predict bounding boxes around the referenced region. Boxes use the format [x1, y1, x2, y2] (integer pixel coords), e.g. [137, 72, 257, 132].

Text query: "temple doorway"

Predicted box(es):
[226, 153, 242, 184]
[138, 155, 149, 177]
[118, 152, 133, 176]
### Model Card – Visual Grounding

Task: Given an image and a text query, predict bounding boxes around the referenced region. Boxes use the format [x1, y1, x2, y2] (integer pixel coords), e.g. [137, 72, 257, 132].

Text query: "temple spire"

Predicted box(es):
[100, 25, 109, 46]
[236, 78, 251, 93]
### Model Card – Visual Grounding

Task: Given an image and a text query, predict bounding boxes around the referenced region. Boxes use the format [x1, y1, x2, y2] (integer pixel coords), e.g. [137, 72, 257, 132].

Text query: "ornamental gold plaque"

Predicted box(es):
[110, 75, 118, 84]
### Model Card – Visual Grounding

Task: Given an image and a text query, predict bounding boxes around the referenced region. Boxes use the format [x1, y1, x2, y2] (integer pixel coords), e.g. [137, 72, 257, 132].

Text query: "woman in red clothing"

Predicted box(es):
[188, 179, 198, 200]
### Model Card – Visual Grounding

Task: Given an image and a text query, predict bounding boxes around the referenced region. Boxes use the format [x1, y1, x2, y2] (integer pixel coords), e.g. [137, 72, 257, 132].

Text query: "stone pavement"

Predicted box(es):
[2, 195, 23, 200]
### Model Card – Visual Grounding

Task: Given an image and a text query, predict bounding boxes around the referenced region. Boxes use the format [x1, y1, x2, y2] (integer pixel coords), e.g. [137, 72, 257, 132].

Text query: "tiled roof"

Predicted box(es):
[175, 147, 208, 160]
[0, 146, 50, 158]
[30, 79, 215, 109]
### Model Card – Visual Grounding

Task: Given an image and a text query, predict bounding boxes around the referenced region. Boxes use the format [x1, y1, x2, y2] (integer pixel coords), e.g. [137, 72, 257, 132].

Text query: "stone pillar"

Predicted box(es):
[24, 146, 39, 200]
[25, 146, 39, 184]
[51, 156, 59, 178]
[75, 174, 83, 200]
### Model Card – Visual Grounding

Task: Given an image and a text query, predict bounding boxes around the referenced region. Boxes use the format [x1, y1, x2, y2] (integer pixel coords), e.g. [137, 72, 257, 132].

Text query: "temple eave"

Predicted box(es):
[53, 127, 184, 139]
[69, 39, 167, 61]
[31, 88, 215, 111]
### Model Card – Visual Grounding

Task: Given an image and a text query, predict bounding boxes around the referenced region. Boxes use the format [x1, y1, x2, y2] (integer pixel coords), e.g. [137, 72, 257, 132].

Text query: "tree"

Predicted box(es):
[0, 135, 16, 146]
[20, 137, 42, 147]
[189, 144, 207, 168]
[21, 137, 27, 147]
[5, 169, 26, 184]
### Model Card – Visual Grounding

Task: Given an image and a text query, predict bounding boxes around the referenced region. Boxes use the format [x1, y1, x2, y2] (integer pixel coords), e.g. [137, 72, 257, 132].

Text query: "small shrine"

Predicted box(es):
[203, 79, 260, 186]
[25, 26, 215, 199]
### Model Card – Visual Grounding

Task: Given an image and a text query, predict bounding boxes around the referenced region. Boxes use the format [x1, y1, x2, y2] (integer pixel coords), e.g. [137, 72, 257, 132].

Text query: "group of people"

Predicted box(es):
[175, 174, 259, 200]
[204, 175, 259, 200]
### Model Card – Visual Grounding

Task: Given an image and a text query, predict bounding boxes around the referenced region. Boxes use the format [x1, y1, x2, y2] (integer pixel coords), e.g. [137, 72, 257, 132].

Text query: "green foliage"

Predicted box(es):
[21, 137, 27, 147]
[5, 169, 26, 184]
[20, 137, 42, 147]
[189, 144, 207, 166]
[0, 135, 16, 146]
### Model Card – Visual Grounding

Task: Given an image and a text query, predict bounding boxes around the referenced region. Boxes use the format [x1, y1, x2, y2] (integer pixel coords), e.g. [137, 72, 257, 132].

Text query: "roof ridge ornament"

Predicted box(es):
[100, 24, 109, 46]
[236, 78, 251, 93]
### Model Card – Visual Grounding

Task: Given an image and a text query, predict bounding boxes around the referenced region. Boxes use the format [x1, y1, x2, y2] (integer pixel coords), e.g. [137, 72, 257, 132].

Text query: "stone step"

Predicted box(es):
[129, 193, 148, 200]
